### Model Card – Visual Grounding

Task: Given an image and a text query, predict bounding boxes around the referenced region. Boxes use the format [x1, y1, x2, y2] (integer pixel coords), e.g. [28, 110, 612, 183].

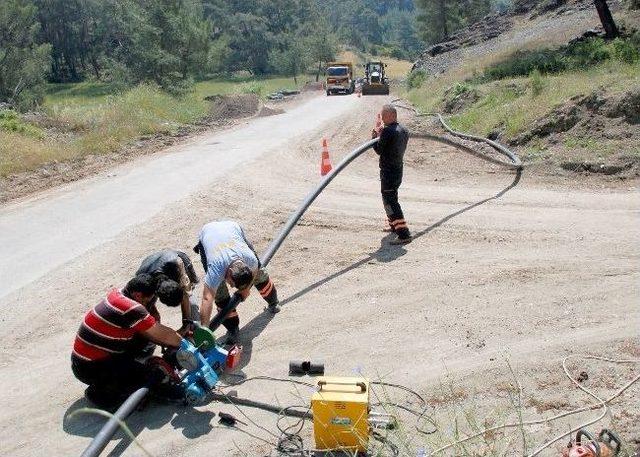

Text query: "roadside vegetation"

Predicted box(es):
[0, 76, 299, 177]
[406, 33, 640, 162]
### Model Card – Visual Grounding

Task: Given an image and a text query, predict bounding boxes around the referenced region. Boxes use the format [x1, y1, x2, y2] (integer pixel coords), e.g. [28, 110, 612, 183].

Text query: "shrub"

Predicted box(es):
[565, 38, 610, 68]
[407, 70, 427, 90]
[0, 110, 44, 138]
[612, 37, 640, 63]
[529, 69, 546, 97]
[239, 82, 265, 97]
[483, 49, 566, 80]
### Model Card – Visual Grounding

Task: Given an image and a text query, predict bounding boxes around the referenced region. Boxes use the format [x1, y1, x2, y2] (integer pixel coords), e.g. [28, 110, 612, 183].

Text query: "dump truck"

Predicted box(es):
[361, 61, 389, 95]
[325, 62, 354, 96]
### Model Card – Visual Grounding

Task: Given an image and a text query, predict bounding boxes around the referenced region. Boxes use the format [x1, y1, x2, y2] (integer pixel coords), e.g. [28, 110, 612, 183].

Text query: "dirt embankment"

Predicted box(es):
[412, 0, 619, 75]
[0, 93, 288, 204]
[513, 88, 640, 175]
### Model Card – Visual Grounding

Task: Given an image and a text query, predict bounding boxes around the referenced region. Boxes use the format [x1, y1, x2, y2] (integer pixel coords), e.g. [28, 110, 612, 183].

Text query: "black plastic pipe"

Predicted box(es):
[79, 120, 522, 456]
[208, 138, 378, 332]
[78, 138, 377, 457]
[209, 392, 313, 419]
[80, 387, 150, 457]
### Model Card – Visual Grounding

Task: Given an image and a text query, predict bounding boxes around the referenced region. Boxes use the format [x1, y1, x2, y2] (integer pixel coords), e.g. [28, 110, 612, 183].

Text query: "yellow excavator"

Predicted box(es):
[361, 61, 390, 96]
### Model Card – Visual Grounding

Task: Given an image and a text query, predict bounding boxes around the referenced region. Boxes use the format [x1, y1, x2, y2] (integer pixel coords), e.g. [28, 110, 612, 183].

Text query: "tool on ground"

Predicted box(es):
[562, 429, 621, 457]
[361, 61, 390, 96]
[218, 412, 247, 427]
[175, 327, 243, 405]
[289, 360, 325, 376]
[311, 376, 370, 452]
[320, 139, 332, 176]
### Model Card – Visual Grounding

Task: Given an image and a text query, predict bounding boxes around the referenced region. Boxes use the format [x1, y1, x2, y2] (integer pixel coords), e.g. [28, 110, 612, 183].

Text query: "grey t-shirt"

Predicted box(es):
[198, 221, 259, 291]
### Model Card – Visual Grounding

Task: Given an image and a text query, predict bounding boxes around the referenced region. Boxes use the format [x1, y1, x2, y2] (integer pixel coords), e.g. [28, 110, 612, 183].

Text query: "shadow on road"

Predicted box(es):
[62, 169, 522, 455]
[63, 391, 220, 456]
[279, 168, 522, 307]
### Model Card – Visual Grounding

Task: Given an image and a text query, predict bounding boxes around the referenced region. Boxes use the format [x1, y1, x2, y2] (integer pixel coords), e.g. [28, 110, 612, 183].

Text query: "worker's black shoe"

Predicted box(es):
[267, 302, 281, 314]
[390, 236, 412, 246]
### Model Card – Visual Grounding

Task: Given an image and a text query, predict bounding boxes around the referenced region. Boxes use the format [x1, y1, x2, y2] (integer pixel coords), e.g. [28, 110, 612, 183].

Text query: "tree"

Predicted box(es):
[0, 0, 51, 109]
[415, 0, 492, 45]
[594, 0, 619, 39]
[269, 33, 311, 84]
[303, 20, 339, 81]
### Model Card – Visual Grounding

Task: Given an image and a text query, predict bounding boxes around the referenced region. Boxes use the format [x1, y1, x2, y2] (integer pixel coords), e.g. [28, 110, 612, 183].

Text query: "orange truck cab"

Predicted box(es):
[325, 62, 354, 96]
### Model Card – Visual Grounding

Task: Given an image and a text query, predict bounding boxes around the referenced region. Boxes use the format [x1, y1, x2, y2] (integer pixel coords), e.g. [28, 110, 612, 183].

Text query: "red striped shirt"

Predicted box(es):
[72, 289, 155, 362]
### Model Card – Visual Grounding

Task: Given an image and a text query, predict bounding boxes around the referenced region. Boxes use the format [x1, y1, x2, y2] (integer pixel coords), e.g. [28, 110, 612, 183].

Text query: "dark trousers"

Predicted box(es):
[72, 354, 149, 404]
[381, 170, 411, 239]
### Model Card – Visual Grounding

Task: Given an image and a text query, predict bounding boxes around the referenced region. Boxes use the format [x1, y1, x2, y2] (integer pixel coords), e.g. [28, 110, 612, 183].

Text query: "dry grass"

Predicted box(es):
[336, 50, 413, 80]
[1, 76, 302, 177]
[406, 58, 640, 138]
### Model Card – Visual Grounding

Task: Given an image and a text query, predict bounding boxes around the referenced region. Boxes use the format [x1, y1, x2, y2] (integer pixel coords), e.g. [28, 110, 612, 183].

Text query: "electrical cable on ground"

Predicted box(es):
[427, 355, 640, 456]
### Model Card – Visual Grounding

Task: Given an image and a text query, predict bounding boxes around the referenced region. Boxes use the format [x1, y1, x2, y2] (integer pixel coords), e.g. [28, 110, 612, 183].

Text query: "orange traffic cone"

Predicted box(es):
[320, 139, 333, 176]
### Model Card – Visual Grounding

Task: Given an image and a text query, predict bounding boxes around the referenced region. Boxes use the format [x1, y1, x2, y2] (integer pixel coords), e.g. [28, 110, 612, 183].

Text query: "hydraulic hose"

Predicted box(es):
[209, 392, 313, 419]
[79, 387, 150, 457]
[79, 104, 521, 456]
[208, 138, 379, 332]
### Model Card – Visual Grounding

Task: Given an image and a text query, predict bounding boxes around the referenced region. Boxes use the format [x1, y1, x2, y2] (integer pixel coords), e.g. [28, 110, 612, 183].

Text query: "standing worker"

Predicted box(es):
[194, 220, 279, 344]
[371, 104, 412, 245]
[136, 249, 200, 334]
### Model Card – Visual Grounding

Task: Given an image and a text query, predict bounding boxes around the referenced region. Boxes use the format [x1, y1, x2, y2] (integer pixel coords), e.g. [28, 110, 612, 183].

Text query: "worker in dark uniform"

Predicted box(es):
[136, 249, 200, 335]
[371, 104, 412, 245]
[194, 220, 279, 344]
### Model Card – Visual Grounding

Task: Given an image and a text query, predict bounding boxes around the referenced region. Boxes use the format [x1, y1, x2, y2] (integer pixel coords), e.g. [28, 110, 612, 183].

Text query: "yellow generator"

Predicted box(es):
[311, 376, 370, 452]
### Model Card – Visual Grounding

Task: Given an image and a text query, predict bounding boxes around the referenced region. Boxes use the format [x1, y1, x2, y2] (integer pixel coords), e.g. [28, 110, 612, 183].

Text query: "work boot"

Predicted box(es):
[84, 386, 122, 412]
[267, 302, 281, 314]
[390, 235, 412, 246]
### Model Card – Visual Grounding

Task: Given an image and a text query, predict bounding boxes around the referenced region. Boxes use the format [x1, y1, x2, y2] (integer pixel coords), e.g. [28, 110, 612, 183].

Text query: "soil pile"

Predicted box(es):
[205, 94, 260, 121]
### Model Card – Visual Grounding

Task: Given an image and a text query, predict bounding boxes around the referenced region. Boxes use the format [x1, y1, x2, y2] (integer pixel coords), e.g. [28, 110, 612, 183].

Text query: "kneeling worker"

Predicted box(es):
[71, 274, 185, 407]
[136, 249, 200, 334]
[194, 220, 279, 344]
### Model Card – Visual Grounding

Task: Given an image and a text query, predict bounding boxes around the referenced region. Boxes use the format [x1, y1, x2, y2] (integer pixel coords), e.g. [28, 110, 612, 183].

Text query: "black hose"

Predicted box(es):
[209, 138, 378, 332]
[79, 387, 149, 457]
[209, 392, 313, 419]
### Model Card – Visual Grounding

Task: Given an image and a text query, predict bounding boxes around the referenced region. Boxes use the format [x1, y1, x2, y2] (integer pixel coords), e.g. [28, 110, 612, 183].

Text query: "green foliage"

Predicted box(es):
[0, 110, 45, 138]
[0, 0, 52, 110]
[482, 37, 640, 81]
[451, 82, 470, 96]
[407, 70, 427, 89]
[415, 0, 492, 45]
[529, 69, 545, 97]
[239, 81, 265, 97]
[612, 37, 640, 63]
[315, 0, 422, 58]
[269, 33, 312, 84]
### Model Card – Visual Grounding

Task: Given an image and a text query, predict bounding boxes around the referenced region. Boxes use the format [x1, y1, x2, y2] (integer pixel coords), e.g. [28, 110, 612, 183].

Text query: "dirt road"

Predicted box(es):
[0, 93, 638, 456]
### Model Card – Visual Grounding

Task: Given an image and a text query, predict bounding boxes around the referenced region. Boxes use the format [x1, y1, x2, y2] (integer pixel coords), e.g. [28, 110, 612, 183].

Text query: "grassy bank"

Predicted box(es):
[0, 76, 300, 177]
[405, 38, 640, 162]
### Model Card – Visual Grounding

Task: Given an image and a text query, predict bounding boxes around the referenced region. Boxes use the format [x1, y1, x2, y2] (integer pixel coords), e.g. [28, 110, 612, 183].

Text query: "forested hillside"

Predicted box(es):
[1, 0, 517, 109]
